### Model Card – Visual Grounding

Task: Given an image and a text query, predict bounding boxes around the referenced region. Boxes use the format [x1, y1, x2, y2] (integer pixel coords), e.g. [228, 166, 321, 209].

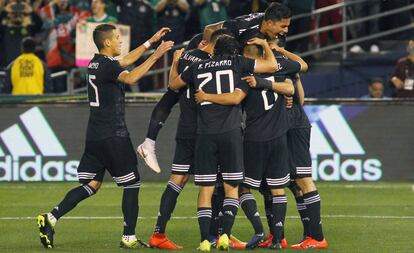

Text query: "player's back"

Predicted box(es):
[175, 48, 211, 139]
[86, 54, 129, 141]
[181, 55, 253, 135]
[223, 13, 264, 40]
[243, 73, 288, 142]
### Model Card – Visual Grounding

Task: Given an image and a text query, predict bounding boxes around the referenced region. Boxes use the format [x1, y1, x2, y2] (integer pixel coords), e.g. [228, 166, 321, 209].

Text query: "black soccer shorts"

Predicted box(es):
[243, 135, 290, 189]
[171, 138, 195, 175]
[77, 137, 140, 186]
[287, 127, 312, 179]
[194, 128, 244, 186]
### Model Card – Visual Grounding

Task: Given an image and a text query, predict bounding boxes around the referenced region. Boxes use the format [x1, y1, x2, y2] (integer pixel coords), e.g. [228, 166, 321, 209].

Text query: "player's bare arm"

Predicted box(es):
[271, 43, 308, 72]
[247, 38, 277, 73]
[169, 72, 187, 90]
[118, 27, 171, 68]
[168, 49, 185, 91]
[195, 88, 247, 105]
[242, 75, 294, 96]
[118, 41, 174, 85]
[295, 74, 305, 105]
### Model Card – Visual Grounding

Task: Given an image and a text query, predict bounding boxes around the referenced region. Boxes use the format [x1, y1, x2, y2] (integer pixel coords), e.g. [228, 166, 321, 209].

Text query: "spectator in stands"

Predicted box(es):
[119, 0, 154, 48]
[390, 40, 414, 97]
[4, 37, 52, 95]
[0, 0, 43, 67]
[285, 0, 314, 53]
[227, 0, 269, 18]
[360, 78, 388, 99]
[347, 0, 381, 53]
[153, 0, 189, 44]
[195, 0, 229, 30]
[86, 0, 117, 23]
[316, 0, 342, 47]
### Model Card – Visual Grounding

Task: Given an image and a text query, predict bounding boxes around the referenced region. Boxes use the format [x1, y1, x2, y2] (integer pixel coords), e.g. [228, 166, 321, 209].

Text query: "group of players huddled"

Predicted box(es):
[37, 2, 328, 251]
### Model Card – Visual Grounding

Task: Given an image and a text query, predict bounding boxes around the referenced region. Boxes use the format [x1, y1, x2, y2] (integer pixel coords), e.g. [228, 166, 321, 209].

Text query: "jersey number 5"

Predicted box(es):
[88, 75, 99, 107]
[197, 70, 234, 106]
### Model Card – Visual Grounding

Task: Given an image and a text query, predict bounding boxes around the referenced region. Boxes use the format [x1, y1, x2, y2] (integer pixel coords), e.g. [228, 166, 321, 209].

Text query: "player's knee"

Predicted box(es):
[239, 185, 251, 195]
[170, 174, 189, 188]
[270, 188, 285, 196]
[87, 180, 102, 192]
[223, 182, 239, 199]
[288, 180, 303, 197]
[296, 177, 316, 194]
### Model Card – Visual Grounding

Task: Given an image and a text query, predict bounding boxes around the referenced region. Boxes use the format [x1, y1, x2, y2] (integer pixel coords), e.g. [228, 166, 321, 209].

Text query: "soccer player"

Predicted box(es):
[137, 2, 292, 173]
[137, 33, 204, 173]
[284, 70, 329, 249]
[170, 35, 277, 251]
[36, 24, 173, 249]
[148, 29, 232, 250]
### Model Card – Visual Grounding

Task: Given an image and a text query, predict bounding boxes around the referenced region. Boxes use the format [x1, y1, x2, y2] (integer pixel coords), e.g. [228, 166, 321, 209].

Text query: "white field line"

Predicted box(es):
[1, 215, 414, 220]
[0, 184, 412, 190]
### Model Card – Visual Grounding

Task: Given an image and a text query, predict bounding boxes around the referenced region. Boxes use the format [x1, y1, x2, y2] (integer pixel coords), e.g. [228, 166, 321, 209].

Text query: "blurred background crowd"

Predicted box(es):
[1, 0, 414, 98]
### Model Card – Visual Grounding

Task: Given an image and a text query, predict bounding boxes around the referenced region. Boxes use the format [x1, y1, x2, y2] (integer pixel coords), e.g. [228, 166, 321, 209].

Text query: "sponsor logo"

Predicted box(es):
[0, 107, 79, 182]
[309, 106, 382, 181]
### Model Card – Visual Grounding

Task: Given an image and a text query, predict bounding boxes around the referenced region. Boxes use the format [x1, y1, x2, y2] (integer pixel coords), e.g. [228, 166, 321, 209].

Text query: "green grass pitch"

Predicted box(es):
[1, 181, 414, 253]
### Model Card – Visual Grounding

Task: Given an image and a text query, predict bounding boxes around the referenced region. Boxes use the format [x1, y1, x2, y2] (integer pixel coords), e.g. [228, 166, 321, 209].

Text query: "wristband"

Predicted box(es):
[255, 77, 273, 90]
[144, 40, 151, 49]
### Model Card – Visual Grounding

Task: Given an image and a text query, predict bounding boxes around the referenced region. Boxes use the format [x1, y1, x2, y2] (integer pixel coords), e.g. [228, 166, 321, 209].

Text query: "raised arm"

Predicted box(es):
[118, 41, 174, 85]
[272, 44, 308, 72]
[195, 89, 247, 105]
[168, 48, 185, 90]
[247, 38, 277, 73]
[118, 27, 171, 68]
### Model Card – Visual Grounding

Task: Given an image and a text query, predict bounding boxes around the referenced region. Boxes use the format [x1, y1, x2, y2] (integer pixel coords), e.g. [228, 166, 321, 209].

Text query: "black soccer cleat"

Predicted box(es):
[268, 241, 282, 250]
[246, 233, 265, 249]
[37, 214, 55, 249]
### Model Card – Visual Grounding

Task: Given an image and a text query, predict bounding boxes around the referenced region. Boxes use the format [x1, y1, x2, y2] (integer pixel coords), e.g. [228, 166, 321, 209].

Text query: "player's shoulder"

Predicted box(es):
[397, 57, 409, 65]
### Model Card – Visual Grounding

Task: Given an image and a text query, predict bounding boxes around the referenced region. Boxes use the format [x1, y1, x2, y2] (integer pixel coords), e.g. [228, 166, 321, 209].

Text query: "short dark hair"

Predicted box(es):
[186, 33, 203, 50]
[243, 44, 263, 59]
[210, 28, 234, 43]
[369, 77, 384, 86]
[213, 35, 240, 56]
[21, 37, 36, 53]
[264, 2, 292, 22]
[93, 23, 116, 51]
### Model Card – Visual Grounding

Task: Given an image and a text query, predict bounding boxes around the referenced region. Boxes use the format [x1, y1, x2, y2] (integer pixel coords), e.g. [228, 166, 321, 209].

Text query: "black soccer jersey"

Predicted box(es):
[223, 13, 264, 41]
[243, 74, 289, 142]
[175, 48, 210, 139]
[86, 54, 128, 141]
[288, 85, 311, 129]
[181, 55, 254, 135]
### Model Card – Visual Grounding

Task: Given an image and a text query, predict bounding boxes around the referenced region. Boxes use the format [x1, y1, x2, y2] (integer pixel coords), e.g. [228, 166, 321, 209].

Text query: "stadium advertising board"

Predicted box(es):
[0, 103, 413, 182]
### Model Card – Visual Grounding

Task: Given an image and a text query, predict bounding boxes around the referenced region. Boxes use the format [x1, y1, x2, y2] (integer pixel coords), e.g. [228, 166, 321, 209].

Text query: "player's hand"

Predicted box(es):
[247, 37, 267, 47]
[242, 76, 257, 88]
[149, 27, 171, 44]
[173, 48, 184, 63]
[285, 95, 293, 109]
[195, 89, 206, 104]
[153, 40, 174, 59]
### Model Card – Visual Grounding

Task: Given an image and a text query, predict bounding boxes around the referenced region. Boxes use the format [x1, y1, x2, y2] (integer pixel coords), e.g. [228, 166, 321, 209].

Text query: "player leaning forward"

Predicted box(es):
[170, 35, 277, 251]
[36, 24, 173, 249]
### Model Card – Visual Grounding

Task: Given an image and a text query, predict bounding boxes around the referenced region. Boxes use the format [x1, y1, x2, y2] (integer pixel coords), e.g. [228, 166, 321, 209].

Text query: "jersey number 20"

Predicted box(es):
[197, 70, 234, 106]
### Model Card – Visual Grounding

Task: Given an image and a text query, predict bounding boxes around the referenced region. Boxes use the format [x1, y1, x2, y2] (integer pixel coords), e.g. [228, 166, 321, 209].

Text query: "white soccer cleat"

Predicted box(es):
[137, 142, 161, 174]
